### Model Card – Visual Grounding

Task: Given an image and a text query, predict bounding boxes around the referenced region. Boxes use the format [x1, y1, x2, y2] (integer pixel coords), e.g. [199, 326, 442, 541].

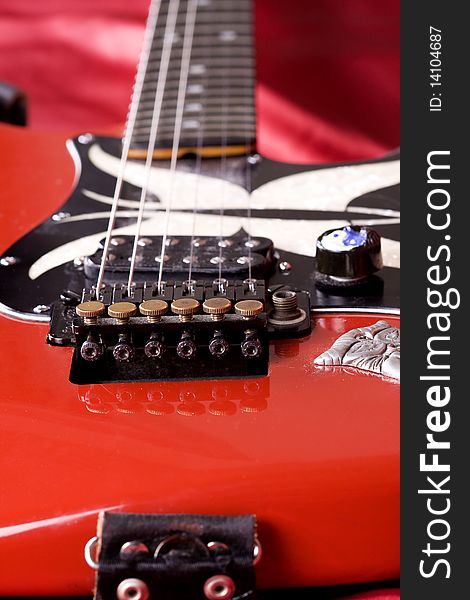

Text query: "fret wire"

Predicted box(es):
[140, 90, 255, 99]
[140, 87, 255, 97]
[147, 55, 254, 62]
[157, 130, 256, 136]
[180, 19, 252, 26]
[157, 4, 252, 14]
[135, 119, 256, 133]
[146, 58, 254, 70]
[133, 122, 255, 129]
[150, 69, 255, 79]
[150, 47, 252, 54]
[141, 88, 255, 96]
[132, 126, 256, 135]
[157, 3, 252, 8]
[134, 112, 254, 122]
[147, 43, 253, 53]
[134, 118, 255, 125]
[135, 107, 256, 117]
[152, 26, 253, 33]
[157, 1, 252, 6]
[150, 34, 253, 43]
[141, 83, 255, 92]
[139, 104, 255, 113]
[141, 77, 254, 88]
[151, 65, 255, 72]
[133, 124, 256, 131]
[134, 120, 256, 128]
[137, 95, 254, 105]
[134, 118, 254, 127]
[149, 36, 253, 46]
[140, 88, 253, 99]
[132, 129, 255, 137]
[154, 24, 253, 32]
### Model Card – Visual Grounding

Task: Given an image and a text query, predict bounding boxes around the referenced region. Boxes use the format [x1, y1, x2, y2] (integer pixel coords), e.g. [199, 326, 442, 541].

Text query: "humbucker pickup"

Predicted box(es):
[83, 234, 275, 283]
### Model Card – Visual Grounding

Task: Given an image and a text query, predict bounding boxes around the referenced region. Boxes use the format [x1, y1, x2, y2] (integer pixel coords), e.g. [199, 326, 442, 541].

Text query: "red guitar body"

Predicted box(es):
[0, 124, 399, 595]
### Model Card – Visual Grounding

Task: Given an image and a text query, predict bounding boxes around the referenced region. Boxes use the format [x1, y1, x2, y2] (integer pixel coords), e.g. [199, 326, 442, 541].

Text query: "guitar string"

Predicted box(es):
[186, 141, 203, 284]
[244, 11, 255, 282]
[186, 44, 210, 284]
[215, 1, 253, 285]
[157, 0, 199, 290]
[216, 18, 232, 283]
[127, 0, 187, 293]
[95, 0, 161, 298]
[98, 0, 251, 295]
[217, 135, 228, 282]
[245, 145, 253, 283]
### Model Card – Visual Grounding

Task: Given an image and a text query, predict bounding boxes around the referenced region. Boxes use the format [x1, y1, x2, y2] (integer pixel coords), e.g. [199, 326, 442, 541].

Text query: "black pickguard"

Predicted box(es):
[0, 135, 400, 318]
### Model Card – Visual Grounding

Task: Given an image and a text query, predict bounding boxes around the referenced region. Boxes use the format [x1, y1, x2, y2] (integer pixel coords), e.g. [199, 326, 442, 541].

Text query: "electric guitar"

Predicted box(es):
[0, 0, 399, 596]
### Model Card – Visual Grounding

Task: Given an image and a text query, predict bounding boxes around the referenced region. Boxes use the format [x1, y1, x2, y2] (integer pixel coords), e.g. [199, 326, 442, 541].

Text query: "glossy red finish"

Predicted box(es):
[0, 125, 399, 595]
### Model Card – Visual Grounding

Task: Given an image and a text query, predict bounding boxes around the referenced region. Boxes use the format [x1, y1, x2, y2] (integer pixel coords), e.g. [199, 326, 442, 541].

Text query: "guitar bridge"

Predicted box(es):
[48, 279, 311, 384]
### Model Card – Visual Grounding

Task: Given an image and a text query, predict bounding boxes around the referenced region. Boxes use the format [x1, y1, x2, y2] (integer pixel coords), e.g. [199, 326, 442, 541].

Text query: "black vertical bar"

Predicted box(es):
[402, 2, 468, 598]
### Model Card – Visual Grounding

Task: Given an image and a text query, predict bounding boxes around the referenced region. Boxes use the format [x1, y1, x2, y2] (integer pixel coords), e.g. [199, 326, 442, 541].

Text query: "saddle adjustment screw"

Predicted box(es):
[76, 301, 106, 325]
[203, 297, 232, 321]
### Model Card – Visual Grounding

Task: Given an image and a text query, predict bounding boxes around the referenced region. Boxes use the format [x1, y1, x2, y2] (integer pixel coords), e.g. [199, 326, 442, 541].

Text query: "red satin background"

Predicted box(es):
[0, 0, 399, 163]
[0, 2, 400, 599]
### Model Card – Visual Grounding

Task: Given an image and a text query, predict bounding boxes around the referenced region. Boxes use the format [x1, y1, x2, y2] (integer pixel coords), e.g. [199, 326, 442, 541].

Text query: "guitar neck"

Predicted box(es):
[129, 0, 256, 156]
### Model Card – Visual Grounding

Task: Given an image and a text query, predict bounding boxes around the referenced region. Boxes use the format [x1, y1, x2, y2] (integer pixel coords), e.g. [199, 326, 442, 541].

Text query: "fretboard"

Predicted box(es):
[128, 0, 256, 154]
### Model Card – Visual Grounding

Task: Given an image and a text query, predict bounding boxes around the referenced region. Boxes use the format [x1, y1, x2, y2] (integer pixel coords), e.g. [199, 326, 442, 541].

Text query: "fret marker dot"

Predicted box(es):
[189, 64, 206, 75]
[186, 102, 203, 112]
[188, 84, 204, 94]
[183, 120, 200, 129]
[165, 32, 180, 44]
[220, 30, 237, 42]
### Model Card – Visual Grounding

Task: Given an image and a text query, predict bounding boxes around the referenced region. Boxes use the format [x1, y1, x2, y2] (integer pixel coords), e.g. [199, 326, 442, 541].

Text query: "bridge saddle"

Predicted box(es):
[48, 276, 311, 384]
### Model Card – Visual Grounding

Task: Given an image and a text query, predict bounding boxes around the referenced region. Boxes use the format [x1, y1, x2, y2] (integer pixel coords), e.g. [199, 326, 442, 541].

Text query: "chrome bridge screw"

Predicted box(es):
[113, 333, 134, 362]
[208, 331, 230, 357]
[203, 297, 232, 321]
[80, 332, 104, 362]
[176, 331, 197, 359]
[139, 299, 169, 323]
[108, 302, 137, 325]
[76, 300, 106, 325]
[144, 333, 166, 359]
[241, 329, 263, 359]
[234, 299, 264, 320]
[171, 297, 200, 322]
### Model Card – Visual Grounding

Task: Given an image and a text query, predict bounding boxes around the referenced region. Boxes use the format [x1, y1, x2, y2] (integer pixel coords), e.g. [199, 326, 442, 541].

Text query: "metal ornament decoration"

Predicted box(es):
[314, 320, 400, 380]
